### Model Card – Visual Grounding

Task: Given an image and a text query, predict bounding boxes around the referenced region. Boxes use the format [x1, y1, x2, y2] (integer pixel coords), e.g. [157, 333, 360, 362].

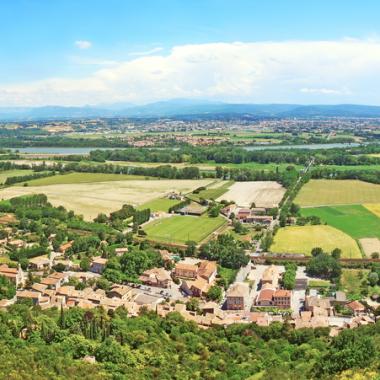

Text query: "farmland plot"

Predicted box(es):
[217, 181, 285, 208]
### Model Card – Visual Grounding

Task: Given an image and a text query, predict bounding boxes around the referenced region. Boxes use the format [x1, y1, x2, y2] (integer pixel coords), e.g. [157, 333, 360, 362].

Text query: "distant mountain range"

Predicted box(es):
[2, 100, 380, 121]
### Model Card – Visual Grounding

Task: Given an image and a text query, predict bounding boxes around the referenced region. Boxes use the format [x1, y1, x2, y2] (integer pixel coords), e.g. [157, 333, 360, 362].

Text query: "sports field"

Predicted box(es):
[296, 180, 380, 206]
[301, 205, 380, 239]
[270, 225, 361, 258]
[143, 215, 227, 244]
[137, 198, 182, 212]
[25, 172, 151, 186]
[0, 178, 213, 221]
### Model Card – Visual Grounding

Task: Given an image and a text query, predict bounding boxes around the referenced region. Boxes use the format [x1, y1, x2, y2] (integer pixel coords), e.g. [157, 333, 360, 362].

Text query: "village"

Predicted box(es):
[0, 238, 374, 336]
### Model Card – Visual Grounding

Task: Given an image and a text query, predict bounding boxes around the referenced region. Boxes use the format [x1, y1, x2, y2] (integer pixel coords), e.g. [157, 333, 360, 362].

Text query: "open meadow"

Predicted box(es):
[143, 215, 227, 244]
[187, 180, 233, 202]
[296, 179, 380, 207]
[301, 205, 380, 239]
[359, 238, 380, 257]
[0, 178, 213, 221]
[217, 181, 285, 208]
[270, 225, 361, 258]
[137, 197, 182, 212]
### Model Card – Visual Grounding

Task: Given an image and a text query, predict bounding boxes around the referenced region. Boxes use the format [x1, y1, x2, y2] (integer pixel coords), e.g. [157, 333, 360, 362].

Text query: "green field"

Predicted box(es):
[187, 181, 233, 202]
[144, 214, 227, 244]
[296, 179, 380, 206]
[207, 162, 303, 171]
[270, 225, 361, 258]
[301, 205, 380, 239]
[25, 172, 152, 186]
[137, 198, 181, 212]
[318, 164, 380, 171]
[0, 169, 34, 184]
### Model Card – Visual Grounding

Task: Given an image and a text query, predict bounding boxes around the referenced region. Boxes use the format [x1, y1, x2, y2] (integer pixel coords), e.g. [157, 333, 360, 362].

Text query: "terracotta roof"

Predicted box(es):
[198, 261, 217, 280]
[91, 257, 108, 265]
[273, 289, 291, 298]
[175, 263, 198, 272]
[347, 300, 365, 311]
[257, 289, 274, 302]
[227, 282, 249, 298]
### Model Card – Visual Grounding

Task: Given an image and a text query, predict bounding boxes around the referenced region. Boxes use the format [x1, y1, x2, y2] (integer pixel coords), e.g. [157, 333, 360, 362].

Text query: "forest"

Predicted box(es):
[0, 303, 377, 379]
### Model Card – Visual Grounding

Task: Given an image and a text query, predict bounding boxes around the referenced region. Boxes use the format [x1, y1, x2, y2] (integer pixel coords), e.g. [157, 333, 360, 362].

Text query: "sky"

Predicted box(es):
[2, 0, 380, 107]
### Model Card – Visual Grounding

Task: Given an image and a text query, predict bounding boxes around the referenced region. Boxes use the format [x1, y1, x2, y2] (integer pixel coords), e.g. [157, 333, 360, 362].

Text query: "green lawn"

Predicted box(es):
[144, 214, 227, 244]
[270, 225, 361, 258]
[187, 181, 234, 202]
[0, 169, 34, 184]
[301, 205, 380, 239]
[296, 179, 380, 206]
[137, 198, 182, 212]
[25, 172, 152, 186]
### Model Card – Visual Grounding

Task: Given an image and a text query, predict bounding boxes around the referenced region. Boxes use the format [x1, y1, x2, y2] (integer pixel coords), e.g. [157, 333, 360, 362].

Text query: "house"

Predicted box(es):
[16, 290, 41, 305]
[198, 261, 217, 283]
[40, 276, 62, 290]
[236, 209, 251, 221]
[107, 285, 134, 300]
[256, 289, 275, 306]
[177, 202, 206, 216]
[29, 256, 51, 271]
[251, 208, 266, 215]
[187, 277, 211, 297]
[346, 300, 366, 316]
[174, 262, 198, 279]
[59, 241, 73, 254]
[114, 247, 129, 257]
[8, 239, 25, 249]
[273, 289, 291, 308]
[0, 264, 24, 287]
[305, 296, 333, 317]
[250, 215, 273, 225]
[226, 282, 249, 310]
[330, 291, 347, 305]
[139, 268, 172, 288]
[261, 265, 280, 288]
[90, 257, 108, 274]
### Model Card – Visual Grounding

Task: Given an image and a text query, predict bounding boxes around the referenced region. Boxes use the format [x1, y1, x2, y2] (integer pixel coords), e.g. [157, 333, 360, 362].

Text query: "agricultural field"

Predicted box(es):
[137, 197, 182, 212]
[359, 238, 380, 257]
[206, 162, 303, 171]
[364, 203, 380, 217]
[0, 178, 213, 221]
[187, 180, 233, 202]
[270, 225, 361, 258]
[301, 205, 380, 239]
[217, 181, 285, 208]
[296, 179, 380, 207]
[25, 172, 151, 186]
[0, 169, 34, 184]
[143, 214, 227, 244]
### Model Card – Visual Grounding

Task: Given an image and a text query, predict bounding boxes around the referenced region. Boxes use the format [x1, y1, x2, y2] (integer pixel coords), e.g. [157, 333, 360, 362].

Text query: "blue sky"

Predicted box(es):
[1, 0, 380, 106]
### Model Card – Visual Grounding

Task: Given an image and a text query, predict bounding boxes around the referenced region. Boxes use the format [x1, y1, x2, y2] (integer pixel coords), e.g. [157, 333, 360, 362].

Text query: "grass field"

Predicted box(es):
[317, 164, 380, 171]
[25, 172, 151, 186]
[187, 180, 233, 202]
[206, 162, 303, 171]
[143, 214, 227, 244]
[364, 203, 380, 217]
[0, 179, 213, 221]
[296, 180, 380, 206]
[0, 169, 34, 184]
[301, 205, 380, 239]
[137, 198, 182, 212]
[270, 225, 361, 258]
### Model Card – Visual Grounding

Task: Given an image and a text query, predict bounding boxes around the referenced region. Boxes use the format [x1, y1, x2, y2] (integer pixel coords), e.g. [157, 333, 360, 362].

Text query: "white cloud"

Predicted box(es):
[129, 47, 163, 56]
[2, 39, 380, 106]
[75, 40, 92, 49]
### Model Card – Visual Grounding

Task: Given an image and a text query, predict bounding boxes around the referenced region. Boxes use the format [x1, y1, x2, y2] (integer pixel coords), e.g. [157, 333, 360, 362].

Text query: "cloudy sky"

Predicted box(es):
[1, 0, 380, 106]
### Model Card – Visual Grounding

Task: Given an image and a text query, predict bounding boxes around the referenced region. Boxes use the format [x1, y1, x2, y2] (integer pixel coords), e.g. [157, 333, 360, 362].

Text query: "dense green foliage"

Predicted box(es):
[0, 304, 377, 379]
[200, 234, 249, 269]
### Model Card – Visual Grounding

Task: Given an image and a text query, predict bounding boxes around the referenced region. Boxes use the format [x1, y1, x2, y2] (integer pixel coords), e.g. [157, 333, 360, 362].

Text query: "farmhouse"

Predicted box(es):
[29, 256, 51, 271]
[198, 261, 217, 283]
[177, 202, 206, 216]
[305, 296, 333, 317]
[346, 300, 366, 316]
[0, 264, 24, 287]
[261, 265, 280, 288]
